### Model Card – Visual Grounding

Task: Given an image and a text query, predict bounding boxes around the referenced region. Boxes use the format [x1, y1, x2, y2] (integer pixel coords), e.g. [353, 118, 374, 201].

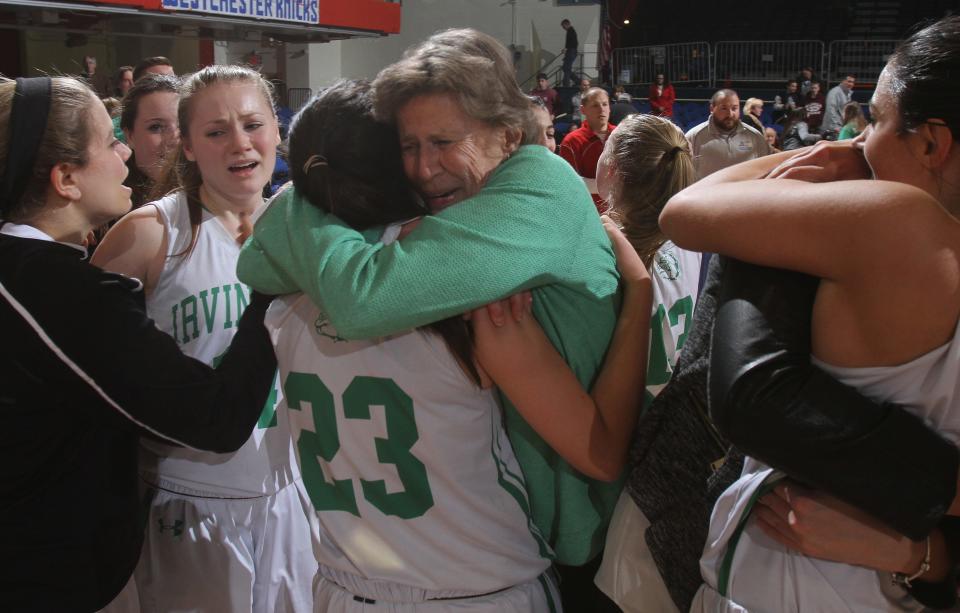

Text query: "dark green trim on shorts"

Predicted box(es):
[717, 473, 785, 596]
[538, 573, 558, 613]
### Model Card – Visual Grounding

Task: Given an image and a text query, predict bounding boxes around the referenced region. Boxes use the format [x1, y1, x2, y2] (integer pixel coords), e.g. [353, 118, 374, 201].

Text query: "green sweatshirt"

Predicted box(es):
[239, 145, 622, 564]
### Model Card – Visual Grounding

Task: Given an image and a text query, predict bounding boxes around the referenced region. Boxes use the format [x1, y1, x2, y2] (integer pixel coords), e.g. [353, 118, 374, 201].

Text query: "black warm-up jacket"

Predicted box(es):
[0, 231, 277, 612]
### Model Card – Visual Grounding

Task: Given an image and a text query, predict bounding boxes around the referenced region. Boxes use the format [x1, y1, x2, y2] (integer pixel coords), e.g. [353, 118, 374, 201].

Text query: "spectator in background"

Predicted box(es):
[614, 84, 632, 102]
[117, 58, 175, 145]
[685, 89, 770, 180]
[530, 72, 559, 116]
[822, 74, 855, 138]
[528, 95, 558, 151]
[779, 107, 820, 151]
[803, 81, 825, 132]
[648, 73, 676, 117]
[270, 80, 295, 139]
[741, 97, 765, 133]
[764, 126, 780, 152]
[559, 86, 615, 212]
[561, 19, 579, 87]
[112, 65, 137, 141]
[610, 91, 637, 126]
[796, 66, 816, 96]
[81, 54, 110, 97]
[838, 101, 867, 140]
[772, 79, 799, 124]
[689, 48, 707, 81]
[115, 65, 134, 97]
[133, 56, 175, 82]
[571, 77, 591, 125]
[119, 74, 180, 209]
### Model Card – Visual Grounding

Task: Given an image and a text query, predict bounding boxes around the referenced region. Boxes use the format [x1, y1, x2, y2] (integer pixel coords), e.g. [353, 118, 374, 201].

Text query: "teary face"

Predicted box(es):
[396, 92, 515, 213]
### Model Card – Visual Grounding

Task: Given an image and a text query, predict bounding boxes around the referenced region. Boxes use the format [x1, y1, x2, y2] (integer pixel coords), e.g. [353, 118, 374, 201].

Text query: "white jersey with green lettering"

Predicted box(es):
[142, 191, 296, 497]
[644, 241, 703, 401]
[265, 289, 553, 595]
[595, 240, 702, 613]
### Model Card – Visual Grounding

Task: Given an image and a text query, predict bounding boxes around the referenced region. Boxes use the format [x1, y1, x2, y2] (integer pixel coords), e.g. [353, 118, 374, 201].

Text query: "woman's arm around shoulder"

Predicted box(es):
[91, 203, 167, 294]
[240, 147, 600, 339]
[660, 140, 949, 284]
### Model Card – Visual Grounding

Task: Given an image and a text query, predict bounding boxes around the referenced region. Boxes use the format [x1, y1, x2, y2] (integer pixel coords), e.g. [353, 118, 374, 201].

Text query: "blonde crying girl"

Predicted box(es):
[93, 65, 314, 613]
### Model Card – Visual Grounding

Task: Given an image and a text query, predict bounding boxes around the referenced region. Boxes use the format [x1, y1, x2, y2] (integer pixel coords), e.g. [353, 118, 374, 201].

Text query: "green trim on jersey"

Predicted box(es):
[717, 474, 785, 596]
[490, 413, 553, 561]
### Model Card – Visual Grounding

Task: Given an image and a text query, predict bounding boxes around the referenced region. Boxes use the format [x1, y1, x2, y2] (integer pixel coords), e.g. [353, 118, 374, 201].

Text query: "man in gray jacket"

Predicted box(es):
[685, 89, 771, 180]
[822, 74, 855, 137]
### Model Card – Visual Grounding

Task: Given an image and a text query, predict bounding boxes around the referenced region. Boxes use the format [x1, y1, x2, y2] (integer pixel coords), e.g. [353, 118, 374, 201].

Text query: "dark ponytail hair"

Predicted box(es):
[288, 79, 425, 229]
[288, 79, 483, 385]
[888, 16, 960, 138]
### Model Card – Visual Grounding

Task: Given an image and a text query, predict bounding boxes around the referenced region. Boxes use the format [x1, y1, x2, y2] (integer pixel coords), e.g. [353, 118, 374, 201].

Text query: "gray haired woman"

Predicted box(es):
[240, 27, 640, 610]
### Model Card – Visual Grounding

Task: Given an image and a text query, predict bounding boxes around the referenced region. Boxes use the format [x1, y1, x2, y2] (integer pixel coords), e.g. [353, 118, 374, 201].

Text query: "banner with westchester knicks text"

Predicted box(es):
[162, 0, 318, 24]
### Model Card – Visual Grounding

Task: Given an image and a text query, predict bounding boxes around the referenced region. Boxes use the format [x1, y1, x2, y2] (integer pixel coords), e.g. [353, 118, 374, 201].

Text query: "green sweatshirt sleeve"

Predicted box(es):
[238, 145, 598, 339]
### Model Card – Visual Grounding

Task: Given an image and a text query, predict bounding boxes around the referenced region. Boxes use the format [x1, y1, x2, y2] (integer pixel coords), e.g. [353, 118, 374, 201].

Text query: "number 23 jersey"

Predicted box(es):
[265, 293, 552, 593]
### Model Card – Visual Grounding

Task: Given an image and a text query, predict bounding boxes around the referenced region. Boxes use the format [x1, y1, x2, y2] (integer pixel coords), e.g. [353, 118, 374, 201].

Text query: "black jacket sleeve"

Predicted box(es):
[7, 248, 277, 453]
[709, 257, 958, 540]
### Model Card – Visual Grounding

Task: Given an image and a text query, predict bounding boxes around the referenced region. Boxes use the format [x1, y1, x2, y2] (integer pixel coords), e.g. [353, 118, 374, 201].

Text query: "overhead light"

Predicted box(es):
[623, 19, 630, 25]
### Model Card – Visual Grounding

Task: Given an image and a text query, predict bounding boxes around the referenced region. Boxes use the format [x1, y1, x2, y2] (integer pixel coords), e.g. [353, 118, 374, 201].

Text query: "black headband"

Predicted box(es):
[0, 77, 52, 214]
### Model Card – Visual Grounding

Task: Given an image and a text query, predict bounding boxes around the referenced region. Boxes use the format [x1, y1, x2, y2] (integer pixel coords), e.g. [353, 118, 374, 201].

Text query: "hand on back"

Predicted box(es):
[755, 481, 934, 577]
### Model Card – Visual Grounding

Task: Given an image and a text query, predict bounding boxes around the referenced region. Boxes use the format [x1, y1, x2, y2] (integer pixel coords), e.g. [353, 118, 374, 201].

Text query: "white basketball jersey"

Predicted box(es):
[141, 192, 297, 497]
[645, 242, 702, 401]
[595, 241, 702, 613]
[265, 290, 552, 594]
[698, 310, 960, 612]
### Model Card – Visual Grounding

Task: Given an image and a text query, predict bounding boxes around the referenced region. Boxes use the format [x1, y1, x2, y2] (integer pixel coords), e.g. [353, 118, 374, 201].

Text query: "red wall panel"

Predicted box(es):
[318, 0, 401, 33]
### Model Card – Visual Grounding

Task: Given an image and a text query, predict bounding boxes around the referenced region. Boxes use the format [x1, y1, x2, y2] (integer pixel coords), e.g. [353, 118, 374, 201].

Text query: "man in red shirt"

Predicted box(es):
[529, 73, 559, 117]
[558, 87, 614, 213]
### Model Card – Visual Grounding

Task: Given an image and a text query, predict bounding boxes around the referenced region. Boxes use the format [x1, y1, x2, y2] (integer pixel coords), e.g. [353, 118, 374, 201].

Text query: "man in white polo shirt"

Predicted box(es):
[685, 89, 770, 180]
